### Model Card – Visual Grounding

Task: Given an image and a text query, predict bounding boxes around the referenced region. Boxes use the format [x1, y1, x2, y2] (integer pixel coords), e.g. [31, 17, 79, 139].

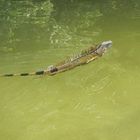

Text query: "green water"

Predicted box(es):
[0, 0, 140, 140]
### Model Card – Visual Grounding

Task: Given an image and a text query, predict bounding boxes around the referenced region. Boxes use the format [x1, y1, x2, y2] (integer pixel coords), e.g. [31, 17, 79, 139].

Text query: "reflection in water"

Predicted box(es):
[0, 0, 140, 140]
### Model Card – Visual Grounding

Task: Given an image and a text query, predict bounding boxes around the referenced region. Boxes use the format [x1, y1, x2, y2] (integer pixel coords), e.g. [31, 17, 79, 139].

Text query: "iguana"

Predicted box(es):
[1, 40, 112, 77]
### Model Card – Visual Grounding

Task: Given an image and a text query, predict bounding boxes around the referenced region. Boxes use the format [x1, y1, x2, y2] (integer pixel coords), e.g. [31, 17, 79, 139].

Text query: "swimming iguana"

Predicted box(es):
[1, 40, 112, 77]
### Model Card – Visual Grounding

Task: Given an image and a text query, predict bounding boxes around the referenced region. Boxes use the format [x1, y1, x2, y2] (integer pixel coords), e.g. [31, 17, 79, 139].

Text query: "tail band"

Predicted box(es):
[20, 73, 29, 76]
[35, 70, 44, 75]
[4, 74, 14, 77]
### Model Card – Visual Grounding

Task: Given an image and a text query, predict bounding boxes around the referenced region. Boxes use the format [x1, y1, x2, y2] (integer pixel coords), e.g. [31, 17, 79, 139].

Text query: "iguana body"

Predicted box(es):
[1, 41, 112, 77]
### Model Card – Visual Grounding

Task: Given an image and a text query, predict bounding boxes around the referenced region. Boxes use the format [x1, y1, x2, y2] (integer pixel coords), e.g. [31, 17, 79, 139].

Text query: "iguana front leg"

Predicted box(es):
[86, 56, 98, 63]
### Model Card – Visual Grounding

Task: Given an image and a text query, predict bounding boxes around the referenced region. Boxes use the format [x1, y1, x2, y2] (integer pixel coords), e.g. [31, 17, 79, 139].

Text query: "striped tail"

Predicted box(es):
[0, 70, 46, 77]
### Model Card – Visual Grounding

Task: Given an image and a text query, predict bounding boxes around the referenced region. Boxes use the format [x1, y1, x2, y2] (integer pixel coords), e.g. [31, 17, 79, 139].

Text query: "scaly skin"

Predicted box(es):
[46, 53, 99, 75]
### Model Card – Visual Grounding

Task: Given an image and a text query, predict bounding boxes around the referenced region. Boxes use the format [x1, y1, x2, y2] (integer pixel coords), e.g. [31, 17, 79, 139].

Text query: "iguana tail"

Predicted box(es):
[0, 70, 46, 77]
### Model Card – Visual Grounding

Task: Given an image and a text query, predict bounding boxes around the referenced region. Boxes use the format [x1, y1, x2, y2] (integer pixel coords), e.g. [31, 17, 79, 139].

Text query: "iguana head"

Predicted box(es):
[96, 40, 112, 55]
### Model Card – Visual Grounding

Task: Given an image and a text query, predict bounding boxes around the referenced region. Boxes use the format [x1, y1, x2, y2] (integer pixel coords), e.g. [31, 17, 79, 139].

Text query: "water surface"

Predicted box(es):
[0, 1, 140, 140]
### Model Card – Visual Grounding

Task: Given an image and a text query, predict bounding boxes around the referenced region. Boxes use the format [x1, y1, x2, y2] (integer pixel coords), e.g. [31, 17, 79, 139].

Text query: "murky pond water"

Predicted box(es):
[0, 1, 140, 140]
